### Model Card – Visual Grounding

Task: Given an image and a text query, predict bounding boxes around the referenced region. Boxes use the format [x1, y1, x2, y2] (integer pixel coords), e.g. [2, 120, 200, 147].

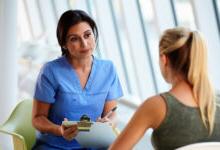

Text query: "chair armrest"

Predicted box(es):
[0, 126, 27, 150]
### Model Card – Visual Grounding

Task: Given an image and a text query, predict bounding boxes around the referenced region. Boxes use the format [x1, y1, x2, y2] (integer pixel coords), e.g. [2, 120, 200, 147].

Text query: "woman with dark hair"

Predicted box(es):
[109, 27, 220, 150]
[32, 10, 123, 149]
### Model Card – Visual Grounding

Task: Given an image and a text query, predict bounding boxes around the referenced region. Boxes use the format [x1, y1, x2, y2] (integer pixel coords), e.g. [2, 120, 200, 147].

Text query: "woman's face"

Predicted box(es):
[64, 21, 96, 59]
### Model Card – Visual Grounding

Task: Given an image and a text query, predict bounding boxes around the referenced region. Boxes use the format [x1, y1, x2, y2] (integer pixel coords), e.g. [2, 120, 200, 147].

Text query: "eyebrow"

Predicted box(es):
[67, 29, 92, 38]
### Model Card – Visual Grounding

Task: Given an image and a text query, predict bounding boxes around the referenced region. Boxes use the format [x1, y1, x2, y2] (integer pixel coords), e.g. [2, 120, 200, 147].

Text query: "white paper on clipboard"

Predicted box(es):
[62, 121, 118, 148]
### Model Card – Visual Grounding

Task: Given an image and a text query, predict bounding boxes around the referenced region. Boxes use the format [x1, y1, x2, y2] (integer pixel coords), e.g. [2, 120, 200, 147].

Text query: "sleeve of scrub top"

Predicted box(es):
[34, 63, 57, 103]
[106, 63, 123, 101]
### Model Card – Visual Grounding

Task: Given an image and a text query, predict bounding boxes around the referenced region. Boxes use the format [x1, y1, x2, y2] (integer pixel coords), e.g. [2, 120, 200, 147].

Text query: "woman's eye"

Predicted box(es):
[70, 37, 78, 42]
[85, 33, 91, 38]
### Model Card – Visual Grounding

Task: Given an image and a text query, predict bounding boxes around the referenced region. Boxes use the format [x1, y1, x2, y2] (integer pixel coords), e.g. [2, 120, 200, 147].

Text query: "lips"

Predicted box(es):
[80, 49, 90, 53]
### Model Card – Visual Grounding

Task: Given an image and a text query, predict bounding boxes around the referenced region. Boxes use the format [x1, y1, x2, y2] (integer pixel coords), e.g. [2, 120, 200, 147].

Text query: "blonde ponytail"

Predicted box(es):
[188, 31, 216, 134]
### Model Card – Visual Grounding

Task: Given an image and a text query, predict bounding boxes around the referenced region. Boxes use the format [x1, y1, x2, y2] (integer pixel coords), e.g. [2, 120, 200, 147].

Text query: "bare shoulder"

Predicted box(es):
[140, 95, 167, 129]
[142, 95, 166, 110]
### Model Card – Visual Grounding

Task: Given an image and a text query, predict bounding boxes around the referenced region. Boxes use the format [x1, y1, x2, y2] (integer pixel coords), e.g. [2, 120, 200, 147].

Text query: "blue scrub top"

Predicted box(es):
[33, 56, 123, 149]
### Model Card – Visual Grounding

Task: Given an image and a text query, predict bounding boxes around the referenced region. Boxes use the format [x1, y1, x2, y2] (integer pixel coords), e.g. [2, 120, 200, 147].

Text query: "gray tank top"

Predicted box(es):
[151, 92, 220, 150]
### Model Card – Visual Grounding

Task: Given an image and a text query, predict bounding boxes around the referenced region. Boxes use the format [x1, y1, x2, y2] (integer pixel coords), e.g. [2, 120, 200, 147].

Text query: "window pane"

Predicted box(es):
[110, 0, 134, 95]
[139, 0, 169, 92]
[214, 0, 220, 35]
[173, 0, 197, 29]
[217, 0, 220, 16]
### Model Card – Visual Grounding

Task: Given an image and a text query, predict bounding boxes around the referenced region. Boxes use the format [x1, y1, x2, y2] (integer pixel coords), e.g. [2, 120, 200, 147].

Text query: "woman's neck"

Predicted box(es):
[67, 55, 93, 72]
[171, 78, 191, 91]
[169, 76, 198, 107]
[169, 73, 191, 91]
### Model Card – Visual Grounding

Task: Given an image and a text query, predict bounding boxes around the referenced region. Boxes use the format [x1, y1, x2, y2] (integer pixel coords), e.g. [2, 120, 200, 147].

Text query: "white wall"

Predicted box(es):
[0, 0, 17, 149]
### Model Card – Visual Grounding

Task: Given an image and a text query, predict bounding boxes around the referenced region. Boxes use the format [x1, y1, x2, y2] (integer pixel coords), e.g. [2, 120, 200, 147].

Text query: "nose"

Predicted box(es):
[81, 38, 87, 48]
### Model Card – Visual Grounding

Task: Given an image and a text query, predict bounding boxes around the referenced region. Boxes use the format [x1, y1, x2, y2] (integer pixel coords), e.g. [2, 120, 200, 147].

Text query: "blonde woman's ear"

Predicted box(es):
[160, 54, 168, 66]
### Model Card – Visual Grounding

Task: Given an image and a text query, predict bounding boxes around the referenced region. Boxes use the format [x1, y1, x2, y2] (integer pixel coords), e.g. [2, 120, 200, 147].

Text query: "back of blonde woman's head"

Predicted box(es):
[160, 27, 216, 134]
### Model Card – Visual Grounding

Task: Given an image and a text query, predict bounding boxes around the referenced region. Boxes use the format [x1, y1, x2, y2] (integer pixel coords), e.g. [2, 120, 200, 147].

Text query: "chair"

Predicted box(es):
[0, 100, 36, 150]
[176, 142, 220, 150]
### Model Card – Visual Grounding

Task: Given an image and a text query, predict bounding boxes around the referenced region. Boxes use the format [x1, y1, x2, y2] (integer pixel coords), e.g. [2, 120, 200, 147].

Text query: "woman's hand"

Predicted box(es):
[99, 101, 117, 126]
[96, 117, 114, 126]
[60, 118, 78, 141]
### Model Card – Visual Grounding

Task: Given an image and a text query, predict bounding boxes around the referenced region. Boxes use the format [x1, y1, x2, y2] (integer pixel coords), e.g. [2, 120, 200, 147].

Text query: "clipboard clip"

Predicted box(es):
[77, 114, 93, 132]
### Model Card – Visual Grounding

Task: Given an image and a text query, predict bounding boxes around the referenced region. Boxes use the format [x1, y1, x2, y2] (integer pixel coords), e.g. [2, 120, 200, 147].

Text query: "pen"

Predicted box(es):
[103, 106, 117, 118]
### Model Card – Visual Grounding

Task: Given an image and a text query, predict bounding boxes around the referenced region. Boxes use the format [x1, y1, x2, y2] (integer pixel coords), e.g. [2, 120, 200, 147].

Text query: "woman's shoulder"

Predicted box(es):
[37, 57, 66, 77]
[143, 94, 166, 108]
[139, 94, 167, 129]
[42, 56, 65, 69]
[140, 95, 167, 116]
[94, 57, 116, 71]
[95, 57, 113, 65]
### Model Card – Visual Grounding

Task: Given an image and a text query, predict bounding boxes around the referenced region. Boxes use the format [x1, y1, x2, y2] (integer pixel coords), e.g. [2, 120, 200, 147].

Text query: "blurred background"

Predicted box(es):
[1, 0, 220, 149]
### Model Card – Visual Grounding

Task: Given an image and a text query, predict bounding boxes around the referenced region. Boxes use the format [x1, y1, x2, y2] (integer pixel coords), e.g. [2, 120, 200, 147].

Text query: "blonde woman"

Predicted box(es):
[109, 27, 220, 150]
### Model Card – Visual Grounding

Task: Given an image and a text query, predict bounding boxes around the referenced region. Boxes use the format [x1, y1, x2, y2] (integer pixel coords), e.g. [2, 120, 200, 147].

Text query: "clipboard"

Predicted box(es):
[62, 121, 118, 148]
[77, 122, 118, 148]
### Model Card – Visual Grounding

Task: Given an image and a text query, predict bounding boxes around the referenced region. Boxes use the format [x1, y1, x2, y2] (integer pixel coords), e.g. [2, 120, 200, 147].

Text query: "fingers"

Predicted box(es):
[101, 117, 110, 122]
[63, 125, 78, 141]
[61, 118, 78, 141]
[96, 117, 113, 125]
[63, 124, 77, 135]
[96, 117, 102, 122]
[97, 116, 110, 122]
[62, 125, 78, 141]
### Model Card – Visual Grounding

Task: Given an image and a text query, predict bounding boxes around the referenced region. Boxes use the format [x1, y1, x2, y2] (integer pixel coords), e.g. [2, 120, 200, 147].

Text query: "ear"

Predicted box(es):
[160, 54, 168, 66]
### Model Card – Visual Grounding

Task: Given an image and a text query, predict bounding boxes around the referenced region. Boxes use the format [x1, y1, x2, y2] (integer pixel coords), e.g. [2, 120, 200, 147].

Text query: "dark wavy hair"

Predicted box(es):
[56, 10, 99, 56]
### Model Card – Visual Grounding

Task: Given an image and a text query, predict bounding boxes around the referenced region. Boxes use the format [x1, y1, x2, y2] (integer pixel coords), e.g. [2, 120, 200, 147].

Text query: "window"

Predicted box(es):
[213, 0, 220, 35]
[171, 0, 197, 29]
[109, 0, 158, 100]
[138, 0, 164, 92]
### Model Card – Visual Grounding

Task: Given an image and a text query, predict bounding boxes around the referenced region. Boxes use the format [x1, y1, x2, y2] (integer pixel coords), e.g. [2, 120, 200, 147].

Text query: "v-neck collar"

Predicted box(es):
[62, 55, 97, 93]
